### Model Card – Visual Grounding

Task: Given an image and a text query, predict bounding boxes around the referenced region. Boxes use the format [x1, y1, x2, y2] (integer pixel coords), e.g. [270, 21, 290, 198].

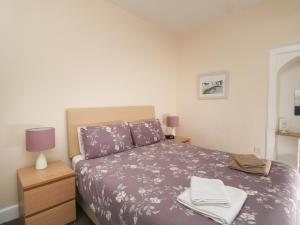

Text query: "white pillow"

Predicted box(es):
[72, 154, 85, 169]
[77, 126, 87, 155]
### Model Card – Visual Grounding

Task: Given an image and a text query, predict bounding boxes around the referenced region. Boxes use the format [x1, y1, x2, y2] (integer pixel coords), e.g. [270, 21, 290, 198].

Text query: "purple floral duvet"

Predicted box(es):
[75, 141, 299, 225]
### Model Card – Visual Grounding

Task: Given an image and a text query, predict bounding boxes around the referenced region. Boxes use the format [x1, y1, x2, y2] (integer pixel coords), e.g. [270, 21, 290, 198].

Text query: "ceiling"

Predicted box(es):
[109, 0, 264, 33]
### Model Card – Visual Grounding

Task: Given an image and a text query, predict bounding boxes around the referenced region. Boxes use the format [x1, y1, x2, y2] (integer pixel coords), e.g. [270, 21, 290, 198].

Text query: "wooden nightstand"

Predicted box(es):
[17, 160, 76, 225]
[174, 136, 191, 144]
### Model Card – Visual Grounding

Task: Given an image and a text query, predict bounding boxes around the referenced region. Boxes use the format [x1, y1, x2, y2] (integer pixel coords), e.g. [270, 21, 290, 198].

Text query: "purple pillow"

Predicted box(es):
[81, 123, 134, 159]
[129, 119, 165, 147]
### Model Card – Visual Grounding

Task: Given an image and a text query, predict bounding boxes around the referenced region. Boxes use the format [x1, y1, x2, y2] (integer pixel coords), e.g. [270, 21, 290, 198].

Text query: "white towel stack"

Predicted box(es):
[177, 176, 247, 225]
[190, 176, 231, 207]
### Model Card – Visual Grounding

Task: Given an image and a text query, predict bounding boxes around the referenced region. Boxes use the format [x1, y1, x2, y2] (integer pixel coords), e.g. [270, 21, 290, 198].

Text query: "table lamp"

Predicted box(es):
[166, 116, 179, 139]
[26, 127, 55, 170]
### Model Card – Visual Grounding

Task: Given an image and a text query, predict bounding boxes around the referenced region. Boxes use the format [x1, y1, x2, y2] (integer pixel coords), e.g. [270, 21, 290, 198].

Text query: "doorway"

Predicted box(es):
[266, 44, 300, 162]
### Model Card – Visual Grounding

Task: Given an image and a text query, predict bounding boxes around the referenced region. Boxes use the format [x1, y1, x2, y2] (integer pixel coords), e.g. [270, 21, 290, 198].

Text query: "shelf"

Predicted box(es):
[276, 131, 300, 138]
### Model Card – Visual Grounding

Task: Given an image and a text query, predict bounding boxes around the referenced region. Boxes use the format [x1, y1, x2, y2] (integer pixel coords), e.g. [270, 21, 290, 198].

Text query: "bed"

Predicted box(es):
[67, 106, 299, 225]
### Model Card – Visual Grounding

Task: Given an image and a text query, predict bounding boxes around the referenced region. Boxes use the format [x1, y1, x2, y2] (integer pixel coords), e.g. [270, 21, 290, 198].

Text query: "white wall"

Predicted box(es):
[277, 58, 300, 167]
[0, 0, 177, 208]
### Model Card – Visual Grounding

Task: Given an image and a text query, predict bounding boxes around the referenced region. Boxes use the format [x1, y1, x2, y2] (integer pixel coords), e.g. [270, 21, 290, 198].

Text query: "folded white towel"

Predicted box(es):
[190, 176, 231, 207]
[177, 186, 247, 225]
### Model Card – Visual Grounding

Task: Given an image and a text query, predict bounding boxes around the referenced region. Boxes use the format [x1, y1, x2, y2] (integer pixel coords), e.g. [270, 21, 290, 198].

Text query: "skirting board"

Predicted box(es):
[0, 204, 19, 224]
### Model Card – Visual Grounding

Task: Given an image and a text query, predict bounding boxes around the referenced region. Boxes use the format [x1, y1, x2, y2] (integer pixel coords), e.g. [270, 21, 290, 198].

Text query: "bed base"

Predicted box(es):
[77, 194, 101, 225]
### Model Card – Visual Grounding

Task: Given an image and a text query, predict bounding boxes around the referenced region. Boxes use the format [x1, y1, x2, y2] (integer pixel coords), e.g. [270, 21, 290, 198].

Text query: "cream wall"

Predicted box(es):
[0, 0, 177, 208]
[176, 0, 300, 156]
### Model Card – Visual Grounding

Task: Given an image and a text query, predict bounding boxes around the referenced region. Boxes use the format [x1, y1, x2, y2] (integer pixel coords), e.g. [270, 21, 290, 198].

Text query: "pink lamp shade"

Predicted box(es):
[166, 116, 179, 127]
[26, 127, 55, 152]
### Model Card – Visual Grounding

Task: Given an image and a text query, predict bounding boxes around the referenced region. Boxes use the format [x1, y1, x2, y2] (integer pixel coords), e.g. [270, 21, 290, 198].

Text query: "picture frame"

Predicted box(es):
[197, 71, 229, 100]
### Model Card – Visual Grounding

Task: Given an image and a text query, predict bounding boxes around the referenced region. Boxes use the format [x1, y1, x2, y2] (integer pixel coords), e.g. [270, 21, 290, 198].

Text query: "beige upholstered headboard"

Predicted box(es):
[66, 105, 155, 158]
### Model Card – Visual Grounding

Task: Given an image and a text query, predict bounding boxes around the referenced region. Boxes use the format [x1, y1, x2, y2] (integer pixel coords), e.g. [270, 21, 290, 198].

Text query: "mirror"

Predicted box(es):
[295, 90, 300, 116]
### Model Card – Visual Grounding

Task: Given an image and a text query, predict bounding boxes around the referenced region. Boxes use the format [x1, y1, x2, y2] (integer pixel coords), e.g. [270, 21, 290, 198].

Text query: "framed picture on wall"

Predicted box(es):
[198, 71, 229, 99]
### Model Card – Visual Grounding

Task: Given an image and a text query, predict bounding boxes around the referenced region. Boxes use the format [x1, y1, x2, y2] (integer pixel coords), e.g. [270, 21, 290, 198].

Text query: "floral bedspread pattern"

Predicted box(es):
[81, 123, 134, 159]
[75, 141, 299, 225]
[129, 119, 165, 147]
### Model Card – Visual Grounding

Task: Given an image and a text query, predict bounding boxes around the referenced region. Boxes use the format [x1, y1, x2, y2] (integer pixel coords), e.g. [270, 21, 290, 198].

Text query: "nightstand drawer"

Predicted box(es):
[25, 199, 76, 225]
[24, 177, 75, 216]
